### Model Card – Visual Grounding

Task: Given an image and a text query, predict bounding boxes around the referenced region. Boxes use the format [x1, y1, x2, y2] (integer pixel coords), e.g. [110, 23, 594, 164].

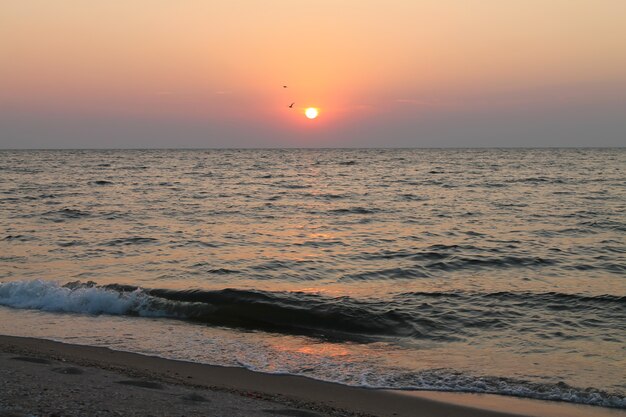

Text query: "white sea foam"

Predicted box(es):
[0, 279, 149, 315]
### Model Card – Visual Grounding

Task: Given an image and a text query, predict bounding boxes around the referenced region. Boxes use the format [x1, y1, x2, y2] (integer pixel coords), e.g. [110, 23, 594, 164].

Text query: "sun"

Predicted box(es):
[305, 107, 319, 119]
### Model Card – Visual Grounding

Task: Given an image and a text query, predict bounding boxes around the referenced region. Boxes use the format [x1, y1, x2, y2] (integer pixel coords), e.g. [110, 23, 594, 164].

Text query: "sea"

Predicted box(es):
[0, 148, 624, 408]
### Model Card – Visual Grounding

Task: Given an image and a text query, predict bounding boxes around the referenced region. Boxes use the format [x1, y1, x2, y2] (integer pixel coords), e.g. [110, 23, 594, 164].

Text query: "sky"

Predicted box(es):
[1, 0, 625, 148]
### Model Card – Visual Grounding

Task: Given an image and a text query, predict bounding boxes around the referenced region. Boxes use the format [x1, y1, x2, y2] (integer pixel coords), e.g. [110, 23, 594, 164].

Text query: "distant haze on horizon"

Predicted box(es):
[1, 0, 625, 148]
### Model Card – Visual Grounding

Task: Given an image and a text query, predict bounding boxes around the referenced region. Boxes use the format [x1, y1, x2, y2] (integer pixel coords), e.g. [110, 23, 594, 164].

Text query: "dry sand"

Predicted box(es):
[0, 335, 623, 417]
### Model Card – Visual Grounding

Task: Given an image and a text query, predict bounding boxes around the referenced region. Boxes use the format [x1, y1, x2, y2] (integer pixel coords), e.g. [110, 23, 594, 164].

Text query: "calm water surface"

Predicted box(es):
[0, 149, 624, 407]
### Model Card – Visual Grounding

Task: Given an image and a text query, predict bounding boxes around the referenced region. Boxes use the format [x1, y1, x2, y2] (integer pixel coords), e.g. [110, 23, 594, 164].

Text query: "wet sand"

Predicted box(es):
[0, 335, 623, 417]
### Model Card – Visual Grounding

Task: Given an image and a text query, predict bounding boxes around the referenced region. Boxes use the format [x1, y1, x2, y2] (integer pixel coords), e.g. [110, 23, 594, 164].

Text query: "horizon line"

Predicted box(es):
[1, 146, 624, 151]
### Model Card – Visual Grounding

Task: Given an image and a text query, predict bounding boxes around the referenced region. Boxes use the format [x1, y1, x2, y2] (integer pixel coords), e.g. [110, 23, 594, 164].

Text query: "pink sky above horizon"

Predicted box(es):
[1, 0, 625, 147]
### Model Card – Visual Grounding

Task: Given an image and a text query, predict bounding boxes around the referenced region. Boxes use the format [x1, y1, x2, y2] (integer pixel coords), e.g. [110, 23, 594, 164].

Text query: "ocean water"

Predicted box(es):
[0, 149, 624, 408]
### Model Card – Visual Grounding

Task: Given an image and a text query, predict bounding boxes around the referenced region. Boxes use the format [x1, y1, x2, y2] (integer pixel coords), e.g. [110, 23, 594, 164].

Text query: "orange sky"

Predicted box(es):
[1, 0, 625, 147]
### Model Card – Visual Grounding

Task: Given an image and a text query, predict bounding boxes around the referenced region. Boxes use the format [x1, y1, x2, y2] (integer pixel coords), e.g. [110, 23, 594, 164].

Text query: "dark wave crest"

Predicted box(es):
[1, 280, 624, 345]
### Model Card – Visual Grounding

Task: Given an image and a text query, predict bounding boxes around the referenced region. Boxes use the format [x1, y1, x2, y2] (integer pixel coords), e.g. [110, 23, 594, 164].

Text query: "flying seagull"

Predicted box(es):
[288, 102, 295, 108]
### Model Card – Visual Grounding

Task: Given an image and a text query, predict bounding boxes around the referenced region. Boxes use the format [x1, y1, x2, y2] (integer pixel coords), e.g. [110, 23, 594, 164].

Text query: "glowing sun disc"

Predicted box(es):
[305, 108, 319, 119]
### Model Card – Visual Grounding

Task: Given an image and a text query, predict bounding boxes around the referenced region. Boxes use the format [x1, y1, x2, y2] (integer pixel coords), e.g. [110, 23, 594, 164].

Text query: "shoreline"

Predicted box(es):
[1, 335, 624, 417]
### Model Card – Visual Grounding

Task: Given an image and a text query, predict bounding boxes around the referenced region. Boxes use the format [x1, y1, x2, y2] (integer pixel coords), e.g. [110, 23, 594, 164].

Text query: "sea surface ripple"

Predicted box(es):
[0, 149, 625, 408]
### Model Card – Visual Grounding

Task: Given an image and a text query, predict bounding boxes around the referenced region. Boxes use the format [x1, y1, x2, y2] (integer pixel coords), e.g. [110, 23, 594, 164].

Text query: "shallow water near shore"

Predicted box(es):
[1, 149, 625, 407]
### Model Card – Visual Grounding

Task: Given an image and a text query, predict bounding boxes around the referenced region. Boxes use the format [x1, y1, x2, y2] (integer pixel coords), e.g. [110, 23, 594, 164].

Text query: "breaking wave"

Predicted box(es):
[0, 280, 623, 344]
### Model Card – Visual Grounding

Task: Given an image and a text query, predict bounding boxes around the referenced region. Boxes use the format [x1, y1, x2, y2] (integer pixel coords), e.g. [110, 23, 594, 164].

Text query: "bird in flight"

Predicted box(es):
[288, 102, 295, 108]
[283, 85, 288, 88]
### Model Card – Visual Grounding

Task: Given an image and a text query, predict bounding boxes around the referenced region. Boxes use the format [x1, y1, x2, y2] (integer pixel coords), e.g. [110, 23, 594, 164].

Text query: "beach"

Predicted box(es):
[1, 335, 624, 417]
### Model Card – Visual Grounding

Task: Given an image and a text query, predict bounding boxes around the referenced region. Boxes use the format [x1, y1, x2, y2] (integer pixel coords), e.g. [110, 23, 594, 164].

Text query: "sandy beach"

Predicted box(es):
[1, 335, 623, 417]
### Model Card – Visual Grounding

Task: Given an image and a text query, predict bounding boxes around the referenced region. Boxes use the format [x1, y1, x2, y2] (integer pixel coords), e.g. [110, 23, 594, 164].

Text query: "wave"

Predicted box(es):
[354, 250, 557, 272]
[104, 237, 158, 246]
[1, 280, 623, 344]
[399, 193, 428, 201]
[329, 207, 379, 215]
[0, 280, 416, 340]
[376, 370, 625, 409]
[42, 208, 91, 220]
[398, 290, 626, 306]
[424, 255, 557, 271]
[341, 267, 430, 281]
[3, 235, 36, 242]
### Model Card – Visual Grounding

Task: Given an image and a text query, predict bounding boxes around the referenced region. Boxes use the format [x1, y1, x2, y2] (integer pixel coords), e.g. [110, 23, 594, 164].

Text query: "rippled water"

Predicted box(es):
[1, 149, 625, 407]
